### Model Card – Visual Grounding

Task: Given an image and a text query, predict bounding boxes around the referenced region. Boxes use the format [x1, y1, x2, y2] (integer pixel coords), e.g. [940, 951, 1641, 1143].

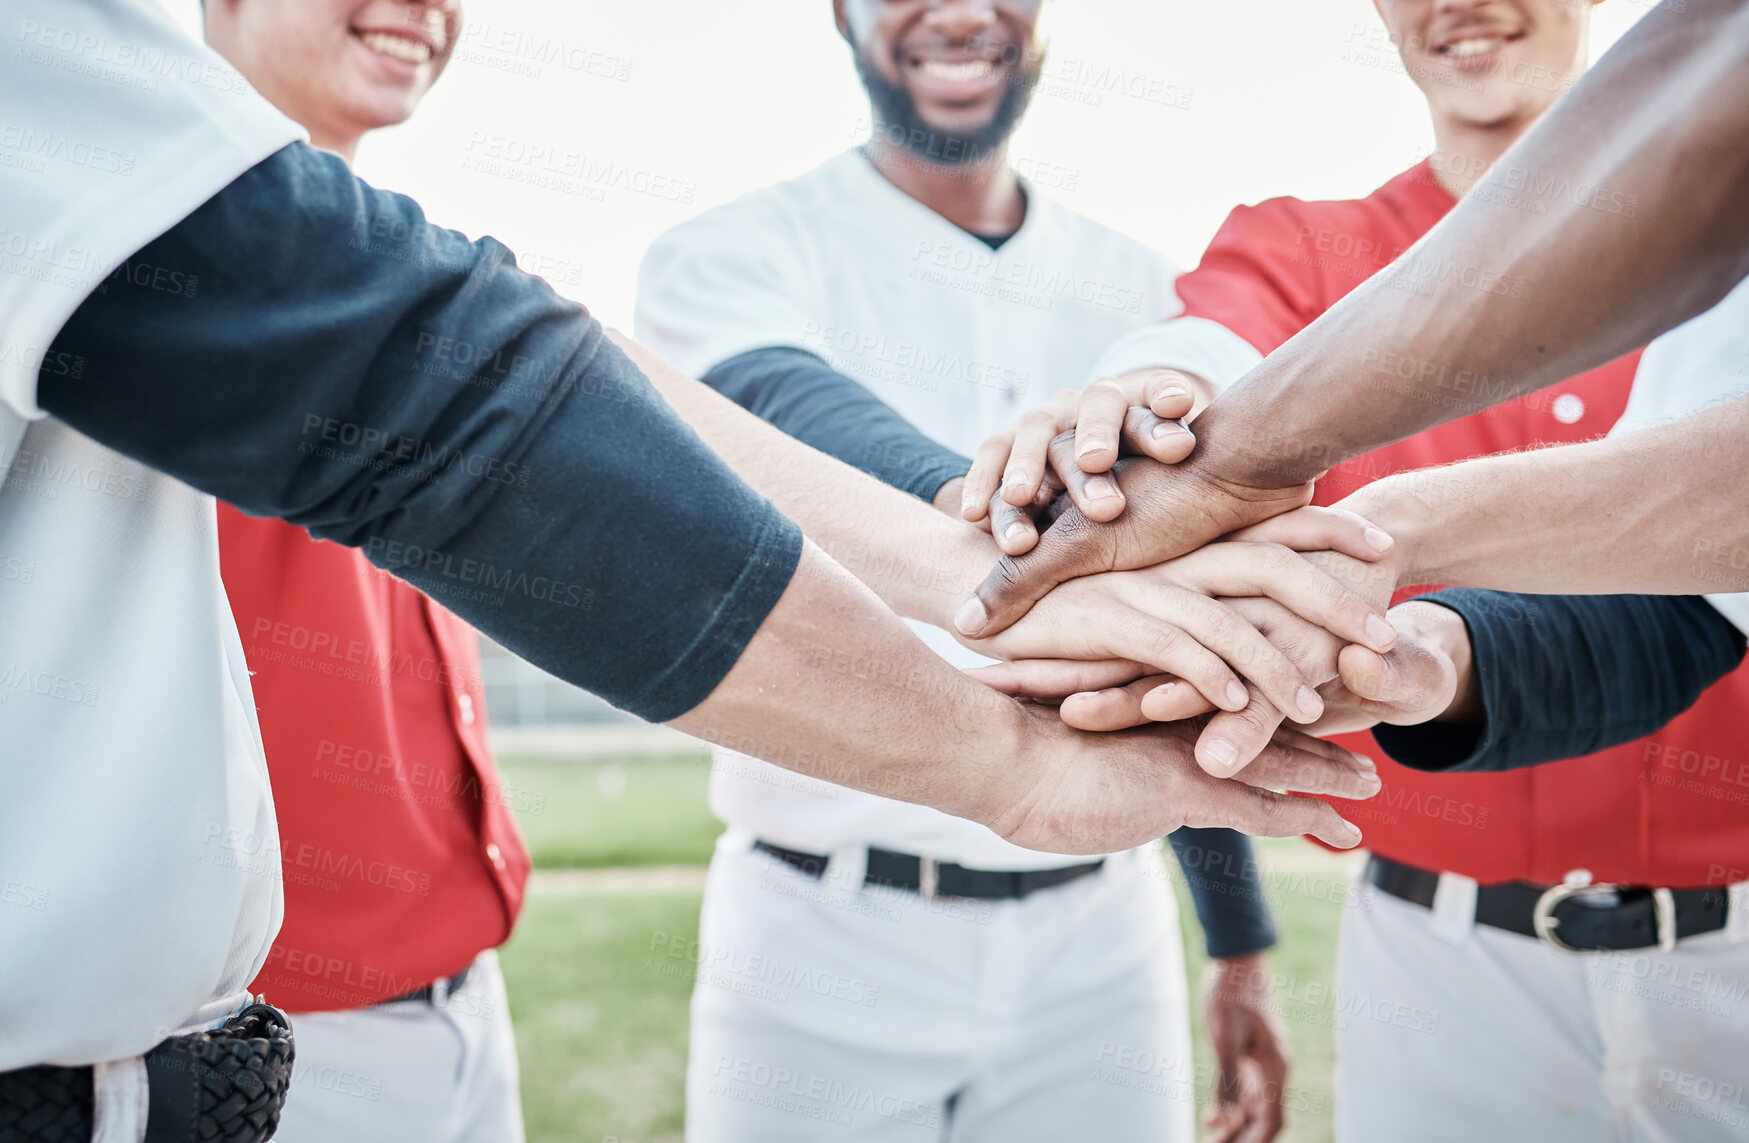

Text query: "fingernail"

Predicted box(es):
[1336, 817, 1362, 846]
[1151, 421, 1187, 440]
[1076, 436, 1109, 459]
[1365, 614, 1397, 648]
[1225, 680, 1249, 710]
[1159, 384, 1188, 400]
[954, 597, 989, 637]
[1203, 738, 1240, 775]
[1297, 686, 1323, 720]
[1003, 522, 1031, 545]
[1364, 526, 1395, 553]
[1353, 753, 1377, 774]
[1085, 477, 1118, 501]
[1358, 770, 1383, 795]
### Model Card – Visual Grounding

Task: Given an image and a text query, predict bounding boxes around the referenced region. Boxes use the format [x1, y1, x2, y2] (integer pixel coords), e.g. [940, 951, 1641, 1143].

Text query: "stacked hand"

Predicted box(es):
[950, 368, 1470, 775]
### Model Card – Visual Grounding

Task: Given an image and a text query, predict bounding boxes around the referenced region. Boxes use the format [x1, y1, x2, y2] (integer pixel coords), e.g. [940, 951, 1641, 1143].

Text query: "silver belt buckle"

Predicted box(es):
[917, 856, 940, 900]
[1532, 870, 1678, 953]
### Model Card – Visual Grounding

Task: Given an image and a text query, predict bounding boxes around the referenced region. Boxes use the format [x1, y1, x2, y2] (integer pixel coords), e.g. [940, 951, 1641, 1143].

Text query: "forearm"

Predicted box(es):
[701, 346, 970, 502]
[1346, 396, 1749, 595]
[613, 332, 994, 627]
[672, 541, 1028, 823]
[1193, 0, 1749, 488]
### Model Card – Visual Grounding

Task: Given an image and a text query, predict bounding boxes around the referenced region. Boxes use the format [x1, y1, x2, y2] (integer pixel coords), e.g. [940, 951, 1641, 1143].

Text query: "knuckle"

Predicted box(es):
[1142, 624, 1187, 663]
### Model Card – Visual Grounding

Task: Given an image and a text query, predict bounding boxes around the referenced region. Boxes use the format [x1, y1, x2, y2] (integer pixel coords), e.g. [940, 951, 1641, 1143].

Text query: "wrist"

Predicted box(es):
[1190, 389, 1327, 492]
[1208, 949, 1271, 977]
[932, 476, 966, 518]
[1339, 475, 1432, 590]
[966, 697, 1050, 836]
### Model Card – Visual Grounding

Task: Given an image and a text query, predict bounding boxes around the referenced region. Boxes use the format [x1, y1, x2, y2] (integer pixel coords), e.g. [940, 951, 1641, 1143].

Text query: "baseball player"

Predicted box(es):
[969, 0, 1749, 1137]
[633, 1, 1342, 1138]
[199, 2, 528, 1140]
[0, 1, 1376, 1135]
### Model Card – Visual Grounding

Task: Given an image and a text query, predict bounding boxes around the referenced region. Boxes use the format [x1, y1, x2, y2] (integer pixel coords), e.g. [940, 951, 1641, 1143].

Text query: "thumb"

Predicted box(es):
[1335, 643, 1397, 702]
[1337, 641, 1451, 725]
[957, 506, 1110, 637]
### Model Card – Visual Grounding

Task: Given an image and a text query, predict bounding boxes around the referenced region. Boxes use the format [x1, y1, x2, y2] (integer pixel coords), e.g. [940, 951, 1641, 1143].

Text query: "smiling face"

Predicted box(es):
[836, 0, 1044, 166]
[1376, 0, 1594, 131]
[205, 0, 459, 152]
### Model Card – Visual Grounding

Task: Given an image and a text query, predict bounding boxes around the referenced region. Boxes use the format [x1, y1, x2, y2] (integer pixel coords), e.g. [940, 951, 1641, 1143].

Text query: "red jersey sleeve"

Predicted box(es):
[1174, 200, 1335, 357]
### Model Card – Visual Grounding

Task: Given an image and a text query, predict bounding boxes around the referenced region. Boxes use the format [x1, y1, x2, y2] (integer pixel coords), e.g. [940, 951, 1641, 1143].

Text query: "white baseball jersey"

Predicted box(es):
[0, 0, 301, 1068]
[636, 150, 1178, 867]
[1608, 275, 1749, 636]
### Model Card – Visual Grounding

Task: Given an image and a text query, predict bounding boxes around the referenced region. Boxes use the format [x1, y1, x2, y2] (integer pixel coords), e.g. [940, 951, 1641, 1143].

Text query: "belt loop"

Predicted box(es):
[92, 1056, 149, 1143]
[1653, 888, 1679, 953]
[1430, 872, 1479, 945]
[833, 844, 868, 892]
[1727, 882, 1749, 945]
[918, 856, 940, 900]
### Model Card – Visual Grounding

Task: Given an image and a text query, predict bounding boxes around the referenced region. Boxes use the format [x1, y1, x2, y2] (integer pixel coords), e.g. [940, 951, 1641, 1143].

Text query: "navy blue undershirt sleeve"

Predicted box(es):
[703, 347, 971, 503]
[38, 142, 802, 723]
[1167, 827, 1278, 959]
[1374, 591, 1747, 773]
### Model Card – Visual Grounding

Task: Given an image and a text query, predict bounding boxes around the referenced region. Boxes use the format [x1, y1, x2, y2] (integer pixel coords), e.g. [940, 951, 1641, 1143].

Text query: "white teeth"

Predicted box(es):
[1442, 37, 1501, 58]
[358, 31, 432, 65]
[917, 59, 996, 82]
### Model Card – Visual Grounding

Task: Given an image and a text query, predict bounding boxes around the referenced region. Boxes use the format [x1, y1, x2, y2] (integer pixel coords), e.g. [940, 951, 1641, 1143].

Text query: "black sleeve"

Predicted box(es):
[1375, 591, 1747, 773]
[38, 142, 802, 724]
[703, 346, 972, 503]
[1166, 827, 1277, 959]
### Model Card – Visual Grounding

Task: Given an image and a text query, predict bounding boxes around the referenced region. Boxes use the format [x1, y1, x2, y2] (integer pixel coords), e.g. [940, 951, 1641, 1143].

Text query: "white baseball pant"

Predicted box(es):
[271, 950, 524, 1143]
[684, 832, 1195, 1142]
[1337, 879, 1749, 1142]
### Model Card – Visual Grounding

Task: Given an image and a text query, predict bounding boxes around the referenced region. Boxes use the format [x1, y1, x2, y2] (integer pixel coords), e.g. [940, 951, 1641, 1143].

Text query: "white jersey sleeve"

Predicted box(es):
[1085, 314, 1261, 394]
[634, 192, 822, 379]
[0, 0, 302, 418]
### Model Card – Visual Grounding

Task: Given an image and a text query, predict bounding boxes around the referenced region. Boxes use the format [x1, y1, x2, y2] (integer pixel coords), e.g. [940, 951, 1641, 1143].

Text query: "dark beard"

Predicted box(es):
[855, 46, 1039, 168]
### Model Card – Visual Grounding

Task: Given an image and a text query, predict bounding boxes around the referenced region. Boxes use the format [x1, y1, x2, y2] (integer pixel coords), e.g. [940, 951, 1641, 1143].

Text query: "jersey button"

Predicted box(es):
[1552, 393, 1585, 425]
[486, 842, 505, 869]
[458, 692, 476, 725]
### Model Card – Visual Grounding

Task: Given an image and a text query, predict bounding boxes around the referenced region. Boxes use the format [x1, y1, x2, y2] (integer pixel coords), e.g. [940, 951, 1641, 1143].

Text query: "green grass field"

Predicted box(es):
[497, 754, 1352, 1143]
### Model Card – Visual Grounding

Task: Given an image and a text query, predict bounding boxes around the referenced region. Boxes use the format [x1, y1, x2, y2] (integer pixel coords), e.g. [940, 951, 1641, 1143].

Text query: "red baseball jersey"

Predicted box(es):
[220, 507, 531, 1011]
[1177, 160, 1749, 887]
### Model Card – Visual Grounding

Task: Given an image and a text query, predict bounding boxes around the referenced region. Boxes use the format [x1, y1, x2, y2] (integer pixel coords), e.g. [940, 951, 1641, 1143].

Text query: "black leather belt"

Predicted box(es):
[1368, 855, 1731, 953]
[755, 840, 1104, 901]
[0, 1000, 294, 1143]
[387, 961, 473, 1006]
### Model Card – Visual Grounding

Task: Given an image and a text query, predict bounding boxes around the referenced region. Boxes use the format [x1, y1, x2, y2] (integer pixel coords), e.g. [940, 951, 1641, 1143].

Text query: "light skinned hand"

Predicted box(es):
[972, 532, 1403, 776]
[960, 373, 1198, 535]
[983, 700, 1375, 855]
[961, 510, 1399, 723]
[1304, 600, 1473, 736]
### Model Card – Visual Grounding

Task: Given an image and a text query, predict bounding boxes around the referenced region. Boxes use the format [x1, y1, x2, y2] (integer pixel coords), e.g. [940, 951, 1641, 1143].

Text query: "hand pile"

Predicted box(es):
[947, 369, 1468, 854]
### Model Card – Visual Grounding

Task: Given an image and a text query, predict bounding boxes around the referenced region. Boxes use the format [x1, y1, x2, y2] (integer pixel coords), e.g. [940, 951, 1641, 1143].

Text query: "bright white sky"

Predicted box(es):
[171, 0, 1649, 331]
